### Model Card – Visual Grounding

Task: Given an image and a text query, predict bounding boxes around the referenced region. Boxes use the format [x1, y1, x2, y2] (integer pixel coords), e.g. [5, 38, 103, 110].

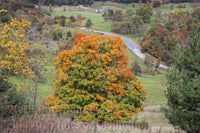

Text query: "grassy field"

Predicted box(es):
[51, 10, 105, 24]
[92, 21, 112, 32]
[138, 74, 167, 105]
[91, 1, 138, 10]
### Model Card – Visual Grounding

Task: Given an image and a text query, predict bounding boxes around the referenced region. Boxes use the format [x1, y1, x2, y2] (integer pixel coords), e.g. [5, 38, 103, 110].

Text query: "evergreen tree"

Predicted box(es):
[85, 19, 92, 28]
[161, 25, 200, 133]
[0, 72, 31, 118]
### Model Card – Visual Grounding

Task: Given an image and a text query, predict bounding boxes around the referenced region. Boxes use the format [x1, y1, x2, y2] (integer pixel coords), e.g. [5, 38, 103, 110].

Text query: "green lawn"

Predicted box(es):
[138, 74, 167, 105]
[91, 1, 138, 10]
[51, 10, 105, 24]
[92, 21, 112, 32]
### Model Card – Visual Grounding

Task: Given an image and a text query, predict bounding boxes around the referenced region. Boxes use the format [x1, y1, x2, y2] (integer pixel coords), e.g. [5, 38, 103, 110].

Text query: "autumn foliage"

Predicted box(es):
[46, 34, 147, 122]
[141, 10, 194, 64]
[0, 15, 32, 77]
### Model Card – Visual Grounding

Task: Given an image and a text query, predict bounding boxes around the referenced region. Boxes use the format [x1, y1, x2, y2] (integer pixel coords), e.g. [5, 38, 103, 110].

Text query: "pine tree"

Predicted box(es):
[161, 25, 200, 133]
[85, 19, 92, 28]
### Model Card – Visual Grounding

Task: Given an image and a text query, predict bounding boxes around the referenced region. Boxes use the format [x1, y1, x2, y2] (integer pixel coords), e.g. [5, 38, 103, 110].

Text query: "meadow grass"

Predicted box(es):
[51, 10, 105, 24]
[92, 21, 112, 32]
[91, 1, 139, 10]
[138, 74, 167, 105]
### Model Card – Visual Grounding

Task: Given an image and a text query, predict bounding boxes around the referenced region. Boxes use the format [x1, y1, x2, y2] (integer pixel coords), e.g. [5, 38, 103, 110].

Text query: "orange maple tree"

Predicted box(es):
[46, 34, 147, 122]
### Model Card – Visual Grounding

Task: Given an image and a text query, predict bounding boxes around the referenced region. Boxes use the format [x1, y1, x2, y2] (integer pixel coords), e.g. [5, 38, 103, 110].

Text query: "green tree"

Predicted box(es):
[66, 19, 73, 27]
[161, 26, 200, 133]
[51, 24, 62, 40]
[152, 0, 161, 8]
[85, 18, 92, 28]
[136, 6, 153, 23]
[144, 53, 154, 72]
[0, 73, 31, 118]
[67, 31, 72, 39]
[131, 61, 142, 76]
[131, 15, 143, 26]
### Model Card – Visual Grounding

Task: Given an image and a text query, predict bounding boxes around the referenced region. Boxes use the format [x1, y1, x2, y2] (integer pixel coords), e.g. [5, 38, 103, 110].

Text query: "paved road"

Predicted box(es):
[80, 28, 168, 69]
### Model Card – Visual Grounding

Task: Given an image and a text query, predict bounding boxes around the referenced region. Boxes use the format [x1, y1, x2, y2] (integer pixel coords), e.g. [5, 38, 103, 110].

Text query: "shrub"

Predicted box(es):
[60, 16, 67, 26]
[51, 24, 62, 41]
[67, 31, 72, 39]
[54, 16, 67, 26]
[131, 61, 142, 76]
[69, 15, 76, 22]
[0, 74, 31, 118]
[65, 19, 73, 27]
[85, 19, 92, 28]
[153, 0, 161, 8]
[76, 18, 83, 27]
[144, 53, 155, 73]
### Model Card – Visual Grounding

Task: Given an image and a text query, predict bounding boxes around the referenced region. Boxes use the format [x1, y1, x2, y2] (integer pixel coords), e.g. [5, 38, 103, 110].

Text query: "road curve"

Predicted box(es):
[80, 28, 168, 69]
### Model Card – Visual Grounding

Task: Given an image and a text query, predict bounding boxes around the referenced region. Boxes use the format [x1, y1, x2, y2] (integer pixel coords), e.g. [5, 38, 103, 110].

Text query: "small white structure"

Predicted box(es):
[96, 9, 103, 14]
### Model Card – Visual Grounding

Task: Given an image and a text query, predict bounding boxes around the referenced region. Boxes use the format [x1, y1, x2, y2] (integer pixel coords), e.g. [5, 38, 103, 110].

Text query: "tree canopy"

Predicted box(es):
[46, 34, 147, 122]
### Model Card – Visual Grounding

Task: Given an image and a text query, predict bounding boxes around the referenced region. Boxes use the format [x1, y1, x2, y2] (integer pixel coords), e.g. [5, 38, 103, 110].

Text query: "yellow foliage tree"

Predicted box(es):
[76, 18, 83, 27]
[0, 16, 32, 77]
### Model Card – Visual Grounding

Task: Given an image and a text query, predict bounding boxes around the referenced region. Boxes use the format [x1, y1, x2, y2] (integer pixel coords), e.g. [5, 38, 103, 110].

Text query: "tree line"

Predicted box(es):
[16, 0, 196, 6]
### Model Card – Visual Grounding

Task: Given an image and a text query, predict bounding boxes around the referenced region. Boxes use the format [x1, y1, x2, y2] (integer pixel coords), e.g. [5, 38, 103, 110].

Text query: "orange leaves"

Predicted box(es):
[108, 104, 117, 110]
[91, 79, 95, 83]
[113, 110, 123, 119]
[87, 53, 93, 59]
[138, 84, 143, 89]
[96, 94, 105, 101]
[90, 60, 95, 66]
[106, 86, 114, 91]
[91, 103, 99, 112]
[58, 68, 67, 79]
[75, 34, 86, 44]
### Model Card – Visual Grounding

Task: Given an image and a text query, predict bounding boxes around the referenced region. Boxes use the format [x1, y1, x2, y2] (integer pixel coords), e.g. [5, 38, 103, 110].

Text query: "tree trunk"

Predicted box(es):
[33, 77, 38, 119]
